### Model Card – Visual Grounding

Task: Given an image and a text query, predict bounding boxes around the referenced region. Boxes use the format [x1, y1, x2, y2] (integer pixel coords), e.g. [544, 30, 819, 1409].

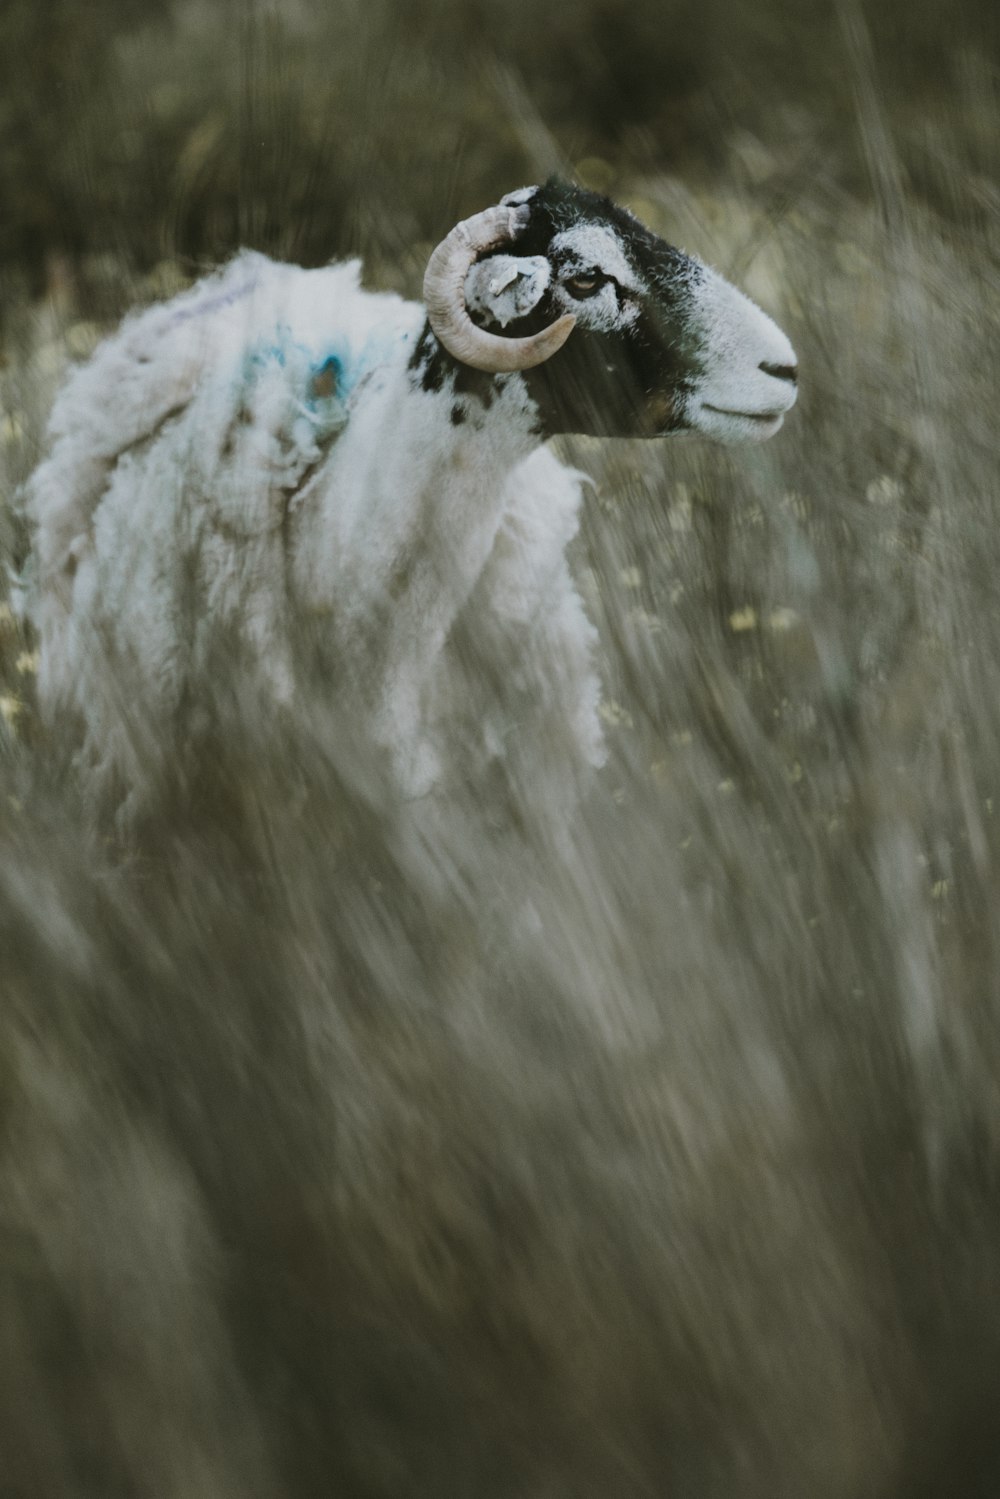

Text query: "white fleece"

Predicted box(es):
[27, 252, 605, 822]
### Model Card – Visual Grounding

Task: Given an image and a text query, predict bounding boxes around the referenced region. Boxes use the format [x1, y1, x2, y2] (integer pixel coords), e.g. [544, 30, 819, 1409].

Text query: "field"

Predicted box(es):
[1, 2, 999, 1494]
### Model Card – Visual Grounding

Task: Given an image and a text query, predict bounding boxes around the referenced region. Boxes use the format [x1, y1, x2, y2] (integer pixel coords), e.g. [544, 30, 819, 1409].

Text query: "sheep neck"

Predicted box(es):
[290, 321, 547, 797]
[408, 317, 540, 417]
[362, 324, 545, 792]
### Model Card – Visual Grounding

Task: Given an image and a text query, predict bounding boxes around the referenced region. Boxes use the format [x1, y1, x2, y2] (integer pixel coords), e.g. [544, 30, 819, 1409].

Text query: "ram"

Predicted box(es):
[27, 180, 797, 821]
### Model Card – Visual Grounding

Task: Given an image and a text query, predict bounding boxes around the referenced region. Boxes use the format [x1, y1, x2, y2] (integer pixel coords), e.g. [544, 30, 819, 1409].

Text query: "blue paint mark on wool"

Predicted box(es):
[308, 355, 342, 402]
[241, 322, 395, 444]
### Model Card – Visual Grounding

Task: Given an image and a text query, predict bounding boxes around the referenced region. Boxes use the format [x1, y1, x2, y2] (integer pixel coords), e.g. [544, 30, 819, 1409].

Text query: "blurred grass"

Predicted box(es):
[0, 0, 996, 288]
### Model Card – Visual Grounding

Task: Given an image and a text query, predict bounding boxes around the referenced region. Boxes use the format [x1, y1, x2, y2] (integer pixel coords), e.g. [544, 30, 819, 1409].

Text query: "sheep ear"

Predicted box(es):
[463, 254, 551, 331]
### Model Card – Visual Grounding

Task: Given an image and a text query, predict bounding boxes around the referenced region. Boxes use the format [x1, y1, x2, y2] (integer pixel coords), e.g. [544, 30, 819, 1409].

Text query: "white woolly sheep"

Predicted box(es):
[26, 180, 797, 822]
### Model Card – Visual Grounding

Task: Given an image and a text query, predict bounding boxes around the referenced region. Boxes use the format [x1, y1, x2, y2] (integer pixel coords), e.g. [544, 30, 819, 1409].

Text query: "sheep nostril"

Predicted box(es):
[760, 361, 798, 384]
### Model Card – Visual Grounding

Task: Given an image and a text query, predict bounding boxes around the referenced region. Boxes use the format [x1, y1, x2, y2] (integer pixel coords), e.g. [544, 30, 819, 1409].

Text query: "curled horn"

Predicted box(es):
[423, 201, 576, 374]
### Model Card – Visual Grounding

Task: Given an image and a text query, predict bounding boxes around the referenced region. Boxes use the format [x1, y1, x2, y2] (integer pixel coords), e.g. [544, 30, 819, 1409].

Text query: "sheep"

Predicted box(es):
[26, 179, 798, 824]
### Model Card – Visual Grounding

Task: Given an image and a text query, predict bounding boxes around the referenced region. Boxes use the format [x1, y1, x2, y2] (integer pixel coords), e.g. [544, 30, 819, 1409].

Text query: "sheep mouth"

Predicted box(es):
[702, 403, 785, 424]
[693, 401, 787, 444]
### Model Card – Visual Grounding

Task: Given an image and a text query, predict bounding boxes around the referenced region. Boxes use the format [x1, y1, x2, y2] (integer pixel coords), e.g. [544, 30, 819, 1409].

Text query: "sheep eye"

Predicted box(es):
[564, 272, 605, 299]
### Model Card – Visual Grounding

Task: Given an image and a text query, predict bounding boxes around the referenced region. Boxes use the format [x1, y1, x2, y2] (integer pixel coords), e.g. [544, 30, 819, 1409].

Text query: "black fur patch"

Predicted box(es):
[407, 320, 503, 411]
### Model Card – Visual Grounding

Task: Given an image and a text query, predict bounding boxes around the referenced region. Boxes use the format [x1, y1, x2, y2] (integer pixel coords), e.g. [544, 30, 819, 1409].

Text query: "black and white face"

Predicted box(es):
[461, 181, 798, 442]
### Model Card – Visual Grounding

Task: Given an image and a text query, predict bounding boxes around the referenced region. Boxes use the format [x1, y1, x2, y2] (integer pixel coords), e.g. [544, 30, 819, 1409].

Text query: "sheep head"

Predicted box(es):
[424, 179, 798, 443]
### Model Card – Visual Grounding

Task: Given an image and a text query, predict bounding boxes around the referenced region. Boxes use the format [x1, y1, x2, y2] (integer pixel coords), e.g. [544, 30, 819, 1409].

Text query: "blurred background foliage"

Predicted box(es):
[0, 0, 996, 295]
